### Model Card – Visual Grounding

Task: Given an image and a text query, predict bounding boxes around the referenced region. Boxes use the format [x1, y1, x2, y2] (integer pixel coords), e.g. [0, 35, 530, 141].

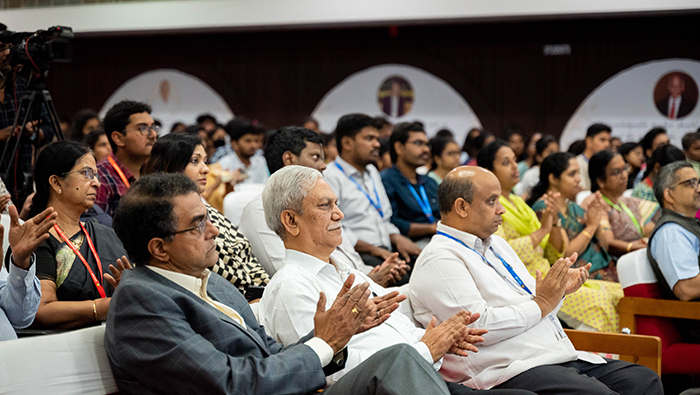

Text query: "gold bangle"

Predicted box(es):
[92, 300, 99, 321]
[626, 242, 633, 252]
[581, 230, 593, 239]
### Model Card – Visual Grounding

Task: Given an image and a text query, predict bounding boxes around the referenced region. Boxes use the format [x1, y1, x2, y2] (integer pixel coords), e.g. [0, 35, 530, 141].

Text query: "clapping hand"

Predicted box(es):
[534, 252, 588, 317]
[105, 255, 133, 289]
[357, 289, 406, 333]
[8, 205, 57, 269]
[421, 311, 488, 362]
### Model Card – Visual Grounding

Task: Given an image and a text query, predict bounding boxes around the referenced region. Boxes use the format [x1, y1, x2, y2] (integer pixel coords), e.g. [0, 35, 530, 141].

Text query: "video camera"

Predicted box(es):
[0, 24, 73, 76]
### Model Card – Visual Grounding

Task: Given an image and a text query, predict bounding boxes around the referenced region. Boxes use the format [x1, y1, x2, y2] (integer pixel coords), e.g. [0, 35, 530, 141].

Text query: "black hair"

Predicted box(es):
[534, 134, 558, 165]
[682, 132, 700, 151]
[224, 118, 265, 142]
[462, 127, 483, 156]
[169, 122, 186, 133]
[29, 140, 90, 218]
[429, 137, 456, 170]
[389, 122, 425, 163]
[476, 139, 510, 171]
[435, 129, 454, 139]
[588, 150, 617, 192]
[264, 126, 324, 174]
[83, 128, 106, 150]
[643, 144, 686, 179]
[640, 127, 667, 154]
[618, 142, 641, 158]
[323, 131, 336, 146]
[103, 100, 152, 153]
[438, 174, 475, 214]
[373, 117, 391, 130]
[196, 113, 217, 125]
[113, 173, 199, 265]
[586, 123, 612, 138]
[527, 152, 574, 207]
[70, 109, 100, 141]
[504, 126, 526, 161]
[142, 133, 203, 175]
[184, 124, 206, 135]
[567, 139, 586, 156]
[378, 137, 390, 159]
[334, 114, 377, 153]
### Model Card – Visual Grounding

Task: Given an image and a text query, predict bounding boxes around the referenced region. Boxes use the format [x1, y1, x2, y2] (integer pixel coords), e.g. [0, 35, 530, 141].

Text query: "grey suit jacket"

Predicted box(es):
[105, 265, 335, 395]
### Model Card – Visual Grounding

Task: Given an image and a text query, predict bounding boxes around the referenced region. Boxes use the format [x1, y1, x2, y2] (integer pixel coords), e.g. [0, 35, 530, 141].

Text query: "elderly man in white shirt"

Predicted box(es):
[323, 114, 421, 272]
[239, 126, 407, 286]
[258, 165, 536, 395]
[409, 166, 662, 394]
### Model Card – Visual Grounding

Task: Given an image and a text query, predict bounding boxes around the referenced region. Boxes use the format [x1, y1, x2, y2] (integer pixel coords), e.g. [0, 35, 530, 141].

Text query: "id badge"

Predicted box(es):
[547, 313, 567, 341]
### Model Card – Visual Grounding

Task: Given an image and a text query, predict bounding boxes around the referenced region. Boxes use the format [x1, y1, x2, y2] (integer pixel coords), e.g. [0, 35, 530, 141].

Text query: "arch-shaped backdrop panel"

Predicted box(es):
[561, 59, 700, 150]
[311, 64, 482, 144]
[99, 69, 234, 134]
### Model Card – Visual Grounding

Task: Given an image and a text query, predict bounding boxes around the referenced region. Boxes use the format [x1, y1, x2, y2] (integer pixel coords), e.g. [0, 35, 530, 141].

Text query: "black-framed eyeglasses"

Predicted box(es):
[671, 177, 700, 190]
[127, 124, 161, 136]
[607, 164, 631, 178]
[63, 167, 100, 182]
[408, 140, 430, 149]
[170, 211, 211, 236]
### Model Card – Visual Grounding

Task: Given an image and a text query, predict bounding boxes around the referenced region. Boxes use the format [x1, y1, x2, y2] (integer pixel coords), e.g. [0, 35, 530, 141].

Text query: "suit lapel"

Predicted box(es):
[138, 266, 271, 356]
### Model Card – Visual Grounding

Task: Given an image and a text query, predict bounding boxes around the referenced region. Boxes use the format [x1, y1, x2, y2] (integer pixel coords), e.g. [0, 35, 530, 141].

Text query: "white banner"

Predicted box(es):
[311, 64, 481, 144]
[561, 59, 700, 150]
[99, 69, 234, 134]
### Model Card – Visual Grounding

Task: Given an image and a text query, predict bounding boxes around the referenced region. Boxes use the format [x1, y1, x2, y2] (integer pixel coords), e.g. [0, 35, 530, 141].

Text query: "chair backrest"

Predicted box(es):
[0, 325, 118, 395]
[223, 188, 265, 226]
[617, 248, 683, 349]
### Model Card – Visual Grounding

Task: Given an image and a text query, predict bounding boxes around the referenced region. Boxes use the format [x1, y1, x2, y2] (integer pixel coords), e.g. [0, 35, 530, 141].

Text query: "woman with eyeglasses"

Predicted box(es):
[426, 137, 461, 185]
[19, 140, 130, 329]
[631, 144, 686, 203]
[142, 133, 269, 296]
[478, 140, 621, 332]
[589, 150, 661, 257]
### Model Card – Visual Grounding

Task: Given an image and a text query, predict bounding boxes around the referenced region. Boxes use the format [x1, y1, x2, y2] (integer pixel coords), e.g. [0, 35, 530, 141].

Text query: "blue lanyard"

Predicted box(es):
[334, 162, 383, 218]
[408, 183, 434, 223]
[437, 231, 533, 295]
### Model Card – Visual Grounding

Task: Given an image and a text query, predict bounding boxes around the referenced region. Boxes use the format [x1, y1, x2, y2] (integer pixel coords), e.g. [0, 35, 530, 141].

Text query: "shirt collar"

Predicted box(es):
[436, 221, 492, 255]
[334, 155, 368, 179]
[391, 165, 424, 186]
[284, 249, 336, 275]
[146, 265, 211, 297]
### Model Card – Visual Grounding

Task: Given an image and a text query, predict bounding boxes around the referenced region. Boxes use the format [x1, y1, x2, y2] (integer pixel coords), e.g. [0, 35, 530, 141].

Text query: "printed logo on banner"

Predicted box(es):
[377, 75, 414, 118]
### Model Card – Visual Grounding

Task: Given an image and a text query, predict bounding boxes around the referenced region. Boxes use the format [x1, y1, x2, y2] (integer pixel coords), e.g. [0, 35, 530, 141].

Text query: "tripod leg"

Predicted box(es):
[0, 91, 37, 180]
[41, 90, 64, 141]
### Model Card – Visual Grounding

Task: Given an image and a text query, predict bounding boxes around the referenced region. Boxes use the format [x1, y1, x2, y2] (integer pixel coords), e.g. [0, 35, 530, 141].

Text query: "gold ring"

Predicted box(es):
[351, 307, 359, 315]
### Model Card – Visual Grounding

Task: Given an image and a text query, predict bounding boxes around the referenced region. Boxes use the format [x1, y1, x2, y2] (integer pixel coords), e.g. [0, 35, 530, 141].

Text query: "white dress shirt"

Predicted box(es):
[144, 266, 333, 366]
[323, 156, 400, 248]
[218, 151, 269, 185]
[576, 154, 591, 191]
[259, 249, 436, 383]
[513, 166, 540, 197]
[238, 194, 372, 277]
[408, 222, 604, 389]
[667, 96, 682, 118]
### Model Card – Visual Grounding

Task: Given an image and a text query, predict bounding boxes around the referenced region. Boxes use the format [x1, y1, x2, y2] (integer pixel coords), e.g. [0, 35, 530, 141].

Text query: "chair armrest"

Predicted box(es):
[618, 297, 700, 333]
[564, 329, 662, 375]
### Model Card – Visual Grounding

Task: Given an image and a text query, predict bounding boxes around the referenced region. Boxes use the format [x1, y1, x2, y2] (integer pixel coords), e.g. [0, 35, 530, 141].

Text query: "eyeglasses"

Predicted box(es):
[607, 164, 631, 178]
[671, 177, 700, 190]
[170, 211, 211, 236]
[408, 140, 431, 149]
[63, 167, 100, 182]
[127, 124, 161, 136]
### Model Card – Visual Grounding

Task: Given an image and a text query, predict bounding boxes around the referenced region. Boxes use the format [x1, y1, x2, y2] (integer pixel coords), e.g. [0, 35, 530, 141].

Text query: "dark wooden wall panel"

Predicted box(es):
[44, 13, 700, 141]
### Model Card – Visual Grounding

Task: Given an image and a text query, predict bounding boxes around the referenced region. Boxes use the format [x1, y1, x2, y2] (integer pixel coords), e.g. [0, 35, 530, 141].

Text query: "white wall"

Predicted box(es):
[3, 0, 699, 35]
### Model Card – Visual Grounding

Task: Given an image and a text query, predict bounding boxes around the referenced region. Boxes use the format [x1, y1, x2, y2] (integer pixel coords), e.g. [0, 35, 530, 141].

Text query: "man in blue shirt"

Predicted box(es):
[381, 122, 440, 248]
[648, 161, 700, 343]
[1, 205, 57, 340]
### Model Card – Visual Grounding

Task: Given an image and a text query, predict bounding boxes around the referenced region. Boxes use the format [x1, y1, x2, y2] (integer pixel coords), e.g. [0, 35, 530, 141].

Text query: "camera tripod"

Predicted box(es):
[0, 74, 64, 204]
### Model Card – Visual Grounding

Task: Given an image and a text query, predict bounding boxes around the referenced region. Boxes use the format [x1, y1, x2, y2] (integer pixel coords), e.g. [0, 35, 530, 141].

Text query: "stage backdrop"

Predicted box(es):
[99, 69, 234, 134]
[311, 64, 482, 143]
[561, 58, 700, 150]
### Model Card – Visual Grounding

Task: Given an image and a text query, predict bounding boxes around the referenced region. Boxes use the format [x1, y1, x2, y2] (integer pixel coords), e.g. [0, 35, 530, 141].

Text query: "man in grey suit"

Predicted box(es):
[105, 172, 457, 395]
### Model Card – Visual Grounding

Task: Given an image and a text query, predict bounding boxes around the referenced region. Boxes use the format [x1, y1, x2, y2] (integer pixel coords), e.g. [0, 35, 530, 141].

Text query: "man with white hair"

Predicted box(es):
[259, 165, 535, 395]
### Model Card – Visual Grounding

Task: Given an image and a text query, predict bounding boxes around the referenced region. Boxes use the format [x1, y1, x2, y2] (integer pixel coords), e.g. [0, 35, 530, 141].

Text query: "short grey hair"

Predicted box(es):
[262, 165, 323, 240]
[654, 161, 693, 206]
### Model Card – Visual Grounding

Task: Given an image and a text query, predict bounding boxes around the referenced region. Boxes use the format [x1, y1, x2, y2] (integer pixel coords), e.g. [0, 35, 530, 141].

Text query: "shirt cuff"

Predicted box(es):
[305, 337, 334, 367]
[522, 299, 544, 328]
[414, 341, 442, 370]
[9, 253, 36, 288]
